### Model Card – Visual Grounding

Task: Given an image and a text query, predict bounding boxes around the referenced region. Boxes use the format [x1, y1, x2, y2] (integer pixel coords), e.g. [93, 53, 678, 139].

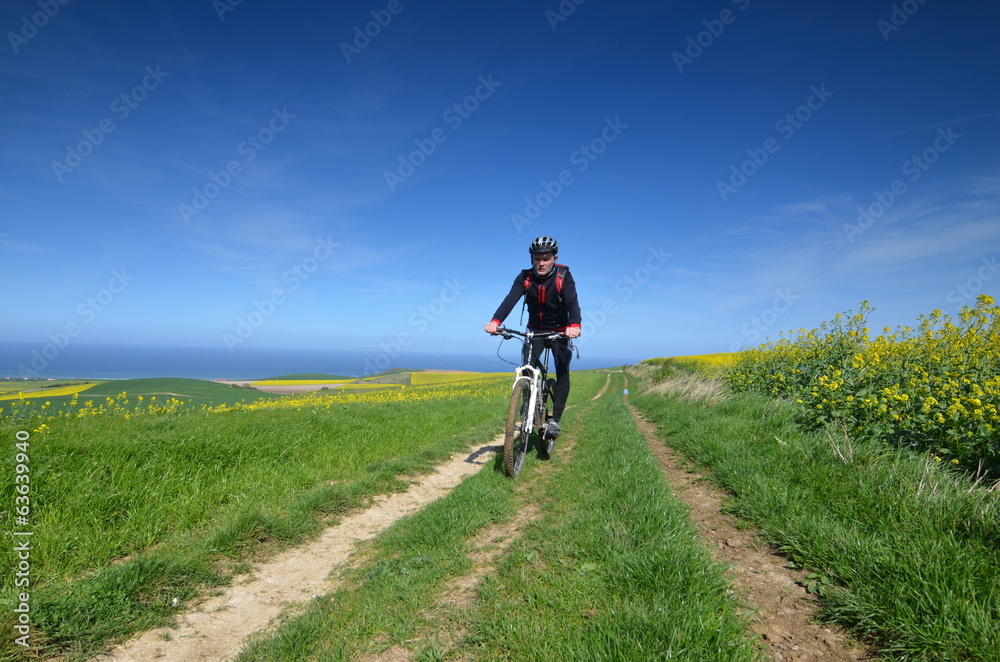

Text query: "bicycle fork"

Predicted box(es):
[513, 368, 541, 432]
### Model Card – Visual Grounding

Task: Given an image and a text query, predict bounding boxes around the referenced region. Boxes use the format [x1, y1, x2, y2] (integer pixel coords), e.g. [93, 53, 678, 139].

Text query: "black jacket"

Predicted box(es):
[491, 265, 582, 331]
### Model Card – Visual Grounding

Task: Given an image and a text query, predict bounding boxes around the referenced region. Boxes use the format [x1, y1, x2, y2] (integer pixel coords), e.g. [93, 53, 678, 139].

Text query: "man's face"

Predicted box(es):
[532, 251, 556, 276]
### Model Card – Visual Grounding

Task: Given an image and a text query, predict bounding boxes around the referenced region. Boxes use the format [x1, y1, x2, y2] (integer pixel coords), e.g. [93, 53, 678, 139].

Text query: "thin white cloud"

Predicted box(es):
[0, 237, 53, 254]
[845, 222, 997, 271]
[893, 111, 1000, 135]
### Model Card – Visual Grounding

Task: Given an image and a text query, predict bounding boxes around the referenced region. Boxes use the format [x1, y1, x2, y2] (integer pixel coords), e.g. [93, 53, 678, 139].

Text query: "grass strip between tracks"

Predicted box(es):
[630, 381, 1000, 661]
[458, 372, 761, 661]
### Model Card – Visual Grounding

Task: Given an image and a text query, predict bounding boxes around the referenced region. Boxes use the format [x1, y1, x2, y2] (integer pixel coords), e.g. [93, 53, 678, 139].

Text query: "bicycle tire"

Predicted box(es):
[504, 380, 532, 477]
[540, 380, 556, 458]
[534, 377, 547, 431]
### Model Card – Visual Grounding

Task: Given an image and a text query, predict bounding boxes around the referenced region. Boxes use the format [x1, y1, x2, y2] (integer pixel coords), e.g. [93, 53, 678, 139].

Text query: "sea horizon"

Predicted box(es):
[0, 342, 635, 381]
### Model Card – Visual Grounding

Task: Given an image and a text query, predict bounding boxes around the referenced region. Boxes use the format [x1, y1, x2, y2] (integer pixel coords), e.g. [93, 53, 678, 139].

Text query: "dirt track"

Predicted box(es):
[94, 438, 503, 662]
[627, 403, 869, 661]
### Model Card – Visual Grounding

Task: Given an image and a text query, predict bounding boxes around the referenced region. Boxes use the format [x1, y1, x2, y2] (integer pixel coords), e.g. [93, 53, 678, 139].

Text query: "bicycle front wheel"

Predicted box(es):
[504, 380, 532, 477]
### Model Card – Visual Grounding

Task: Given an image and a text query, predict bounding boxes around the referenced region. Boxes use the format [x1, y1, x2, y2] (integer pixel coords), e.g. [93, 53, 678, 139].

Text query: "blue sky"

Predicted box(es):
[2, 0, 999, 371]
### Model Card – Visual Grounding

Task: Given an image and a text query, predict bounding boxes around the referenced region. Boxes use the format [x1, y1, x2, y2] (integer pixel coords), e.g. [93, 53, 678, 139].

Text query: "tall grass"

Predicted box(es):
[631, 382, 1000, 661]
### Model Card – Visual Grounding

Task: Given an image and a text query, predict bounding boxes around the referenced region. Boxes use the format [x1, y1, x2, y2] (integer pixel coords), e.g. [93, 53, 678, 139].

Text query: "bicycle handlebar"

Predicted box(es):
[496, 327, 566, 340]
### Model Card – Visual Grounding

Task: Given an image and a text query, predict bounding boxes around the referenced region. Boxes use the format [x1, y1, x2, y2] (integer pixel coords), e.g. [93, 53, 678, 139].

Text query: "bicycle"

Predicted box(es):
[495, 327, 563, 477]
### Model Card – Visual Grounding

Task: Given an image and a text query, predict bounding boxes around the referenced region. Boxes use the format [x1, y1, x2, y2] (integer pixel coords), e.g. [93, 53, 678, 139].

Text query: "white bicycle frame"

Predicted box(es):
[498, 326, 560, 437]
[511, 363, 543, 432]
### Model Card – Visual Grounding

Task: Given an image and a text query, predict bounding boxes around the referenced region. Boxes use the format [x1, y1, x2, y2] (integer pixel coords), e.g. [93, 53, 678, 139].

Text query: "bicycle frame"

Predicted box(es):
[500, 327, 559, 426]
[496, 327, 563, 477]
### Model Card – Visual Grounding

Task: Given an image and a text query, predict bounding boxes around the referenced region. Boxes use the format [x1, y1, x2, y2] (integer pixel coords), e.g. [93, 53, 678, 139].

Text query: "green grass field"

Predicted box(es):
[0, 374, 513, 660]
[79, 377, 276, 400]
[257, 373, 353, 381]
[3, 364, 999, 661]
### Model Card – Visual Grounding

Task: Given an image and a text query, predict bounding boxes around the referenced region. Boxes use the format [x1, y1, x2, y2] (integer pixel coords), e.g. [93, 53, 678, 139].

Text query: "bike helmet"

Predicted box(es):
[529, 236, 558, 254]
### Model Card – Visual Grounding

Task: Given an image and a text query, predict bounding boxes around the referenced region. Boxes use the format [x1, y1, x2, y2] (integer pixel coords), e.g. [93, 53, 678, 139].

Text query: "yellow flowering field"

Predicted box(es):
[0, 382, 97, 400]
[724, 296, 1000, 468]
[249, 379, 352, 386]
[641, 353, 738, 378]
[409, 372, 508, 386]
[670, 353, 738, 375]
[333, 383, 404, 391]
[208, 375, 509, 414]
[1, 392, 192, 430]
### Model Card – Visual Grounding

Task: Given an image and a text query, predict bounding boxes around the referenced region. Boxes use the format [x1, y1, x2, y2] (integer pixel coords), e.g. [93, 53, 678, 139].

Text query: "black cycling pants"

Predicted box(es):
[523, 336, 572, 421]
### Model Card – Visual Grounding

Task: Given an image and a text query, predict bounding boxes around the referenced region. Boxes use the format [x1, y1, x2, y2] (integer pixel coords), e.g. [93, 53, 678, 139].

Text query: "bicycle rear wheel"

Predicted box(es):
[540, 378, 556, 458]
[504, 380, 532, 477]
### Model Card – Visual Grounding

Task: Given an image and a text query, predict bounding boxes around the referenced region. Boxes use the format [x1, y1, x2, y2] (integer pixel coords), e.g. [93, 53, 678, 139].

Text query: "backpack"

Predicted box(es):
[518, 265, 568, 325]
[522, 264, 567, 303]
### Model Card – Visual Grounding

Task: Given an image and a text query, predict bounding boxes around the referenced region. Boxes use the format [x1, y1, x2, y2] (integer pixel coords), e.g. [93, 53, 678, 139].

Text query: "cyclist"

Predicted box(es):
[485, 236, 581, 439]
